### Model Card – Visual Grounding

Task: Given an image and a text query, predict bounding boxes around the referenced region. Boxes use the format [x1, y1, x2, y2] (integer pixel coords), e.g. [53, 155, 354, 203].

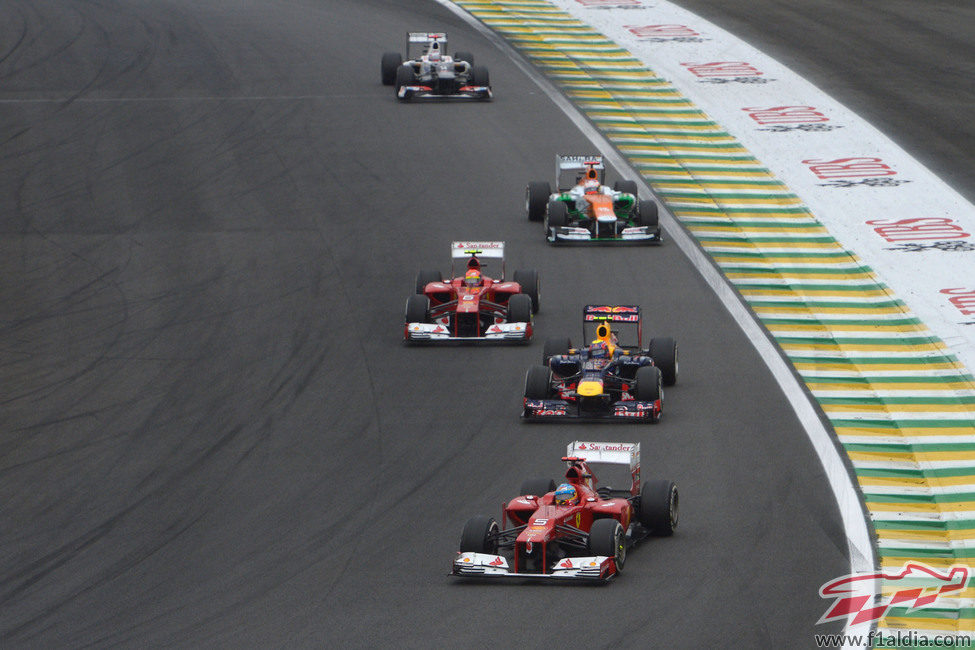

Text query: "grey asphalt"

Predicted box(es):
[0, 0, 938, 646]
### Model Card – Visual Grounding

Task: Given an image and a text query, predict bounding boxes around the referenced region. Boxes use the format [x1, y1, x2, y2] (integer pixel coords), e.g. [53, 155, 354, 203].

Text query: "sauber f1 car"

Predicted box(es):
[523, 305, 678, 422]
[405, 241, 539, 344]
[381, 33, 492, 101]
[452, 441, 678, 582]
[526, 155, 662, 244]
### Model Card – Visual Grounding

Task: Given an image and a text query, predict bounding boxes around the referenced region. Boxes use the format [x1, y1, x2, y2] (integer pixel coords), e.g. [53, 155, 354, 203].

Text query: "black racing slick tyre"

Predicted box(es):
[507, 294, 533, 325]
[454, 51, 474, 66]
[542, 337, 571, 365]
[519, 477, 556, 498]
[471, 65, 490, 87]
[545, 200, 568, 237]
[638, 480, 678, 536]
[512, 269, 540, 313]
[381, 52, 402, 85]
[460, 515, 500, 554]
[415, 269, 441, 294]
[613, 180, 638, 197]
[635, 365, 662, 403]
[588, 519, 626, 571]
[395, 65, 415, 99]
[524, 365, 552, 400]
[648, 337, 678, 386]
[405, 295, 430, 324]
[636, 199, 659, 228]
[526, 182, 551, 222]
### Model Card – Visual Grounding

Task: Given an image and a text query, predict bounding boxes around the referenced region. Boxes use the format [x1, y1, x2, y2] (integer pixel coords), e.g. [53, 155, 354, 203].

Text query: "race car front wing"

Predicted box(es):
[405, 321, 531, 344]
[548, 225, 662, 245]
[451, 552, 617, 582]
[397, 85, 492, 101]
[522, 398, 660, 422]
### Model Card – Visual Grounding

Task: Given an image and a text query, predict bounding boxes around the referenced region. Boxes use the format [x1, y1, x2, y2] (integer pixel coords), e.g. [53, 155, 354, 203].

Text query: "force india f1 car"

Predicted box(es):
[381, 32, 492, 101]
[526, 155, 662, 244]
[405, 242, 539, 344]
[452, 441, 678, 582]
[523, 305, 678, 422]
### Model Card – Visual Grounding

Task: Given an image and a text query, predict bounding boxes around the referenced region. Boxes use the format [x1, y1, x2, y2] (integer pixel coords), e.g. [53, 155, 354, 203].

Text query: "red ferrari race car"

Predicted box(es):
[404, 241, 539, 344]
[523, 305, 678, 422]
[452, 441, 678, 582]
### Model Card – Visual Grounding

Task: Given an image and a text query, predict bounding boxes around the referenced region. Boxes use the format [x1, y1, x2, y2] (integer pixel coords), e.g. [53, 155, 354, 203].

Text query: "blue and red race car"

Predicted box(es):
[523, 305, 677, 422]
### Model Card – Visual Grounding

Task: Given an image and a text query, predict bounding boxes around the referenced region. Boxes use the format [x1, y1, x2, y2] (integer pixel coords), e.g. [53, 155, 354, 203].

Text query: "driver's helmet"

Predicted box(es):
[589, 340, 610, 359]
[464, 268, 482, 287]
[554, 483, 579, 506]
[428, 42, 442, 62]
[583, 179, 600, 194]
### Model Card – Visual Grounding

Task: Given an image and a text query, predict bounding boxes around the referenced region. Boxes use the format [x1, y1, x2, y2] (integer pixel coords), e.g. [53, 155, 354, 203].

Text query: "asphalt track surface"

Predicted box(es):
[5, 0, 967, 646]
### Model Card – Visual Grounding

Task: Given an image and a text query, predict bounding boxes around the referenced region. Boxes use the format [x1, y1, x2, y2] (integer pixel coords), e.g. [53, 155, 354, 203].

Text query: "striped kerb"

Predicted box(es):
[455, 0, 975, 637]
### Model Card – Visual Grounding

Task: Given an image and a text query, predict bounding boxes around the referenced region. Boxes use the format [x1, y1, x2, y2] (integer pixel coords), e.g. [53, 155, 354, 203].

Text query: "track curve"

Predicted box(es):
[4, 0, 961, 645]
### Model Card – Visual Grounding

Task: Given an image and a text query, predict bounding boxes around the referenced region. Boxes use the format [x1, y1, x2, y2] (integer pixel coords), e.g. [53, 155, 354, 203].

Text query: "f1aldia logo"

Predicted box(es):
[818, 562, 969, 626]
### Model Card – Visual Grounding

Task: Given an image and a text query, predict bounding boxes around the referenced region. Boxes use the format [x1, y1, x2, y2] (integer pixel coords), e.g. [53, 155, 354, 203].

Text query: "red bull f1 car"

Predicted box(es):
[525, 155, 661, 244]
[405, 241, 539, 344]
[381, 32, 492, 101]
[452, 441, 678, 582]
[523, 305, 678, 422]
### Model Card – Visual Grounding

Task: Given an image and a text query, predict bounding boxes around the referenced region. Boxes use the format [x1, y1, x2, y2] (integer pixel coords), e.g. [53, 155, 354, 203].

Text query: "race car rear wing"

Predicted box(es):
[451, 241, 505, 278]
[556, 154, 605, 191]
[566, 441, 640, 494]
[407, 32, 447, 57]
[583, 304, 642, 349]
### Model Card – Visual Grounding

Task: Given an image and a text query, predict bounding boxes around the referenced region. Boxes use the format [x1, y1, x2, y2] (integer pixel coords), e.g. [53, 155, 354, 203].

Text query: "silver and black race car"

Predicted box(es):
[381, 32, 492, 101]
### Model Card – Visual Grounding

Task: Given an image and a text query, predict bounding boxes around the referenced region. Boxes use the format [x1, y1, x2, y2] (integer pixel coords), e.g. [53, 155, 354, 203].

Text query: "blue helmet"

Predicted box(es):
[589, 340, 609, 359]
[554, 483, 579, 506]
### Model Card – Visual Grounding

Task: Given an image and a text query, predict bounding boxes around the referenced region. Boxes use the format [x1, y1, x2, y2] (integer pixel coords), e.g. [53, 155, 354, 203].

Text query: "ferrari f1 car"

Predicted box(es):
[452, 441, 678, 582]
[405, 241, 539, 344]
[526, 155, 661, 244]
[381, 32, 492, 101]
[523, 305, 678, 422]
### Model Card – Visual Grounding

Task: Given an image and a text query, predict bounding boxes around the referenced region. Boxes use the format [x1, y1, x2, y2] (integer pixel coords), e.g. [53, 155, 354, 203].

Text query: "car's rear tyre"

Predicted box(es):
[636, 199, 659, 228]
[471, 65, 490, 87]
[524, 365, 552, 399]
[454, 51, 474, 65]
[381, 52, 403, 85]
[526, 182, 551, 222]
[635, 365, 662, 402]
[542, 337, 572, 365]
[638, 480, 678, 536]
[405, 295, 430, 324]
[507, 294, 533, 325]
[614, 180, 638, 196]
[519, 477, 555, 497]
[415, 269, 441, 294]
[648, 336, 678, 386]
[588, 519, 626, 571]
[395, 65, 415, 99]
[546, 200, 568, 236]
[460, 515, 500, 554]
[512, 269, 540, 313]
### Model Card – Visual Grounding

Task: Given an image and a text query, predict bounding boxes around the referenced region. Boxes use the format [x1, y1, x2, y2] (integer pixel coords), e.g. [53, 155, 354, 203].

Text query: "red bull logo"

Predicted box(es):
[818, 562, 969, 626]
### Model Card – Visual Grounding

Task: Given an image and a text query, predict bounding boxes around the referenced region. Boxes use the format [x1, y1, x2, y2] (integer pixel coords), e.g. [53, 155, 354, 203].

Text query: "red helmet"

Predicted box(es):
[464, 268, 482, 287]
[583, 179, 600, 194]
